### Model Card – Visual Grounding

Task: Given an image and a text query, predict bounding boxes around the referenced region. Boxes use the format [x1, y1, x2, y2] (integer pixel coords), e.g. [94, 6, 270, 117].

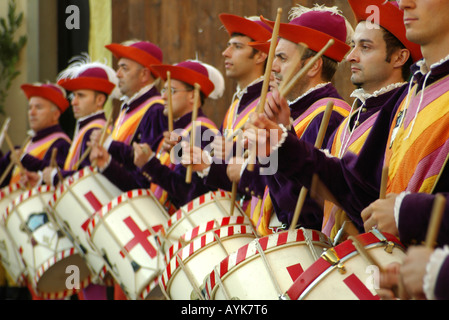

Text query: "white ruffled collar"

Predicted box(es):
[287, 82, 330, 105]
[350, 82, 407, 104]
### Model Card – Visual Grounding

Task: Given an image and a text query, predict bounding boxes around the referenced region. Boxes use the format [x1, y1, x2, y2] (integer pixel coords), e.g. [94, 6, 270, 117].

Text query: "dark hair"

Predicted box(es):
[184, 83, 206, 106]
[231, 32, 268, 70]
[300, 48, 338, 82]
[381, 26, 413, 80]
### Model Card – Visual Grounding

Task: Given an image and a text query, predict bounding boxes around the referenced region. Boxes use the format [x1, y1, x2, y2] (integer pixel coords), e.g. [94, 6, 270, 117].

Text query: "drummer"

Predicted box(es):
[244, 0, 449, 246]
[320, 0, 422, 242]
[228, 5, 354, 236]
[0, 82, 70, 300]
[90, 60, 223, 212]
[0, 83, 71, 188]
[40, 55, 120, 186]
[89, 40, 167, 167]
[182, 14, 271, 204]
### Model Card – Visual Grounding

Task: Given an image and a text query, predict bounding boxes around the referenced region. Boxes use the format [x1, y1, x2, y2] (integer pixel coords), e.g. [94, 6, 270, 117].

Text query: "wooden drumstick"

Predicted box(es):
[425, 193, 446, 249]
[186, 83, 201, 184]
[4, 132, 31, 189]
[78, 112, 113, 170]
[379, 166, 389, 200]
[280, 39, 335, 98]
[0, 117, 11, 149]
[289, 100, 334, 231]
[167, 71, 174, 132]
[247, 8, 282, 173]
[0, 135, 30, 186]
[50, 148, 65, 185]
[349, 235, 385, 273]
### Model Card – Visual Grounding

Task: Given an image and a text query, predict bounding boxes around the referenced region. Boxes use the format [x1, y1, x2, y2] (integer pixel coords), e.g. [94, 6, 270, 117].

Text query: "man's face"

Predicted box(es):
[161, 79, 194, 120]
[272, 38, 307, 99]
[222, 35, 258, 81]
[399, 0, 449, 46]
[116, 58, 145, 97]
[71, 89, 101, 119]
[28, 97, 60, 132]
[346, 22, 396, 93]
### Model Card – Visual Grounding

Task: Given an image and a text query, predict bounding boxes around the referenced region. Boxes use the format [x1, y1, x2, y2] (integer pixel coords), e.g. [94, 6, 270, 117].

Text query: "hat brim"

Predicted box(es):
[248, 40, 272, 54]
[261, 16, 351, 62]
[348, 0, 422, 62]
[106, 43, 162, 73]
[151, 64, 215, 98]
[21, 84, 69, 113]
[57, 77, 116, 96]
[219, 13, 272, 42]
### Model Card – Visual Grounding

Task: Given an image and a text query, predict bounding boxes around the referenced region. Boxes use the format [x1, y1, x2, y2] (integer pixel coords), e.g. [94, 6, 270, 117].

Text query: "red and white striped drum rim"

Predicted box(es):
[159, 224, 254, 291]
[0, 183, 23, 201]
[48, 166, 96, 208]
[286, 230, 405, 300]
[3, 185, 54, 222]
[37, 274, 93, 300]
[203, 229, 331, 299]
[85, 189, 160, 237]
[162, 216, 250, 264]
[165, 191, 232, 229]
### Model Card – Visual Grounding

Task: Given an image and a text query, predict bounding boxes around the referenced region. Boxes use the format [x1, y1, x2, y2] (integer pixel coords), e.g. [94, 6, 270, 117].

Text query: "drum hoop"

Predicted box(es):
[288, 231, 405, 300]
[180, 216, 247, 243]
[160, 225, 255, 289]
[86, 189, 153, 236]
[0, 183, 23, 200]
[48, 167, 95, 207]
[204, 230, 331, 298]
[37, 274, 93, 300]
[33, 247, 77, 283]
[166, 191, 232, 228]
[3, 186, 54, 221]
[138, 276, 160, 300]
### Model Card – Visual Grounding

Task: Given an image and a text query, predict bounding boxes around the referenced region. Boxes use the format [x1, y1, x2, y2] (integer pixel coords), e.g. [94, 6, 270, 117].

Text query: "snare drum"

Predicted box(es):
[49, 167, 122, 282]
[163, 191, 249, 251]
[86, 189, 169, 300]
[0, 184, 27, 286]
[204, 228, 332, 300]
[286, 230, 406, 300]
[4, 186, 91, 298]
[160, 224, 257, 300]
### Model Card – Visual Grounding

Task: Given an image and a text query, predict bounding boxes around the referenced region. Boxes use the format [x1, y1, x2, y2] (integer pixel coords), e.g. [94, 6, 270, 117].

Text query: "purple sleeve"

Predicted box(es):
[140, 124, 216, 207]
[21, 138, 71, 171]
[435, 256, 449, 300]
[108, 104, 166, 168]
[399, 193, 449, 247]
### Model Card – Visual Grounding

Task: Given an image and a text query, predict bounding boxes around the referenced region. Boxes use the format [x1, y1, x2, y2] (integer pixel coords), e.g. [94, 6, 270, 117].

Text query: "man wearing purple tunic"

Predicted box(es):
[42, 56, 119, 185]
[90, 60, 224, 212]
[97, 40, 167, 167]
[186, 14, 271, 197]
[229, 5, 353, 236]
[0, 83, 71, 188]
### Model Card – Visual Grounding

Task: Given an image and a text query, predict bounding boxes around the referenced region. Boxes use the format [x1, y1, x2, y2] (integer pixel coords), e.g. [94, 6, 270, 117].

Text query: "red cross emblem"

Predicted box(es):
[343, 274, 380, 300]
[121, 216, 157, 259]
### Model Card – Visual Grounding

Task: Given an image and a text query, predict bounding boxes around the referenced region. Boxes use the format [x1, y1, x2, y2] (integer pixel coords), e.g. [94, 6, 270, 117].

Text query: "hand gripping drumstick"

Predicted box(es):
[76, 112, 113, 170]
[166, 71, 174, 133]
[4, 132, 31, 189]
[247, 8, 283, 173]
[289, 100, 334, 231]
[0, 134, 31, 187]
[185, 83, 201, 184]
